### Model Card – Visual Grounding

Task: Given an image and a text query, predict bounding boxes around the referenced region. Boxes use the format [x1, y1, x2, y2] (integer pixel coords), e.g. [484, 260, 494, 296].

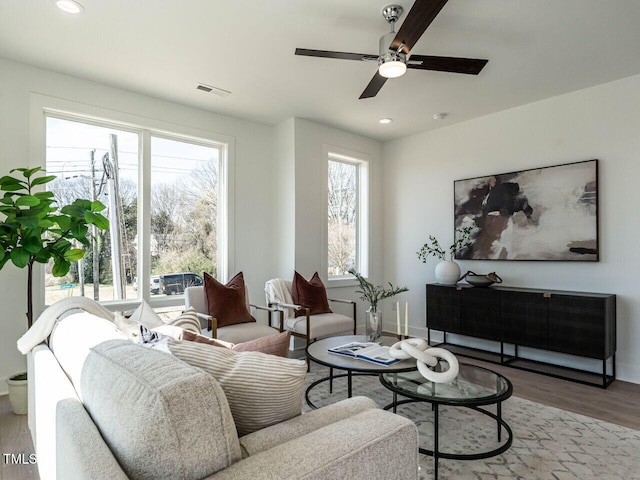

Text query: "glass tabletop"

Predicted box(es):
[306, 335, 417, 373]
[380, 363, 513, 405]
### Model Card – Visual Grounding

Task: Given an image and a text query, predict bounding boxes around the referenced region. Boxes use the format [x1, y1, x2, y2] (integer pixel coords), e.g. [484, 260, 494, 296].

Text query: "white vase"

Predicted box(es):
[6, 374, 28, 415]
[435, 260, 461, 285]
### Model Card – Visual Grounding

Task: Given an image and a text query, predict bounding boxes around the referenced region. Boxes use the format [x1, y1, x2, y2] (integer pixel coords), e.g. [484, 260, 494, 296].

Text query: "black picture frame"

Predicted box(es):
[454, 159, 599, 261]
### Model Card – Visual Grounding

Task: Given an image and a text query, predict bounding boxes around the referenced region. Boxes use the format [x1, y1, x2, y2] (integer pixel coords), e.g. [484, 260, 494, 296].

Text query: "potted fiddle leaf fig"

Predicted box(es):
[0, 167, 109, 414]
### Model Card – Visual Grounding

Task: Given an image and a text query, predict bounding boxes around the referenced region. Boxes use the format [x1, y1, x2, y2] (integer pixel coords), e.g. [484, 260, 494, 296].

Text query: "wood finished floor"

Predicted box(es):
[1, 365, 639, 480]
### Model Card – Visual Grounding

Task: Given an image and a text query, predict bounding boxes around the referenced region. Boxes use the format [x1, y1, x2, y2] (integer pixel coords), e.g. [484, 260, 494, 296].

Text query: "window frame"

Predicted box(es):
[323, 145, 370, 286]
[31, 94, 234, 312]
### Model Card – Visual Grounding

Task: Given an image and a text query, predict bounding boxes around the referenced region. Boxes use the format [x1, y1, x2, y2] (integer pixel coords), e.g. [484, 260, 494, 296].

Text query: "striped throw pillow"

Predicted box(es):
[166, 308, 202, 333]
[167, 338, 307, 436]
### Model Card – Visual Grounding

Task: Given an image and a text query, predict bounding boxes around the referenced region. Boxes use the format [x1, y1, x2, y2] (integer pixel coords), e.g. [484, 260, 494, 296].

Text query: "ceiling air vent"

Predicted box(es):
[196, 84, 231, 97]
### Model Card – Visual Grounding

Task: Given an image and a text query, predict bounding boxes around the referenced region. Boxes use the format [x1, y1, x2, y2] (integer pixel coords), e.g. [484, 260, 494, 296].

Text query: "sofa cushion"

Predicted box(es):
[204, 272, 256, 327]
[292, 271, 332, 318]
[80, 340, 241, 480]
[49, 311, 129, 398]
[167, 338, 306, 436]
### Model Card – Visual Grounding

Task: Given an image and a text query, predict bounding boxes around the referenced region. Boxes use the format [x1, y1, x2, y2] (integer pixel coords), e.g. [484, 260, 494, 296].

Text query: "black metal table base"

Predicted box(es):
[305, 371, 378, 410]
[384, 398, 513, 480]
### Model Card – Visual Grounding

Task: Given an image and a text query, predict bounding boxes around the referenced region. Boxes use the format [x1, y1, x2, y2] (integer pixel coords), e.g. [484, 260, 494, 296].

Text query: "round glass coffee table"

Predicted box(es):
[380, 364, 513, 480]
[305, 335, 417, 409]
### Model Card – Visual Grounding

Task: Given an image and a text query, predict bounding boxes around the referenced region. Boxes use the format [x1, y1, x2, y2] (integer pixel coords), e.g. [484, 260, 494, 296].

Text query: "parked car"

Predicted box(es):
[150, 276, 160, 295]
[158, 272, 203, 295]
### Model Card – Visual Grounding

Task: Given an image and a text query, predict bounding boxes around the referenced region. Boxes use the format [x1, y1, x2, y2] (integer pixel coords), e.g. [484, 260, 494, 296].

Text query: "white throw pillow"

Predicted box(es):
[167, 338, 307, 436]
[128, 299, 164, 328]
[165, 308, 201, 333]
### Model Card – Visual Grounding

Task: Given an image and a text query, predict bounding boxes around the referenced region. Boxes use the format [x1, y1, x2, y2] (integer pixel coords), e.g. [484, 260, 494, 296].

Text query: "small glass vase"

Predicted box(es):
[365, 305, 382, 342]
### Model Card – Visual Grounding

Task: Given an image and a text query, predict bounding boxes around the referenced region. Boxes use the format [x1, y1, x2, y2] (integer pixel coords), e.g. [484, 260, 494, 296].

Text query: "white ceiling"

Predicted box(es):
[2, 0, 640, 141]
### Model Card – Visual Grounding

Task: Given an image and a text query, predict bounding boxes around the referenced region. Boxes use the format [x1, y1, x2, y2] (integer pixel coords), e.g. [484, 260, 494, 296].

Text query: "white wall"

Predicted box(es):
[271, 118, 388, 331]
[382, 74, 640, 383]
[0, 58, 276, 393]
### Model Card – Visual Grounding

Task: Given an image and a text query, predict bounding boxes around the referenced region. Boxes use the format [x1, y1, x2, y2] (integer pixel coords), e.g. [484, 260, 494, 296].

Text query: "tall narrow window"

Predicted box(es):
[150, 136, 221, 295]
[45, 116, 139, 305]
[327, 152, 368, 278]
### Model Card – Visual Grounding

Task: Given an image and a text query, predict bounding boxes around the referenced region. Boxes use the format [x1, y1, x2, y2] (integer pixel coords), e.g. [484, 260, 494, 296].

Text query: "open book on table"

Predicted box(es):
[327, 341, 400, 366]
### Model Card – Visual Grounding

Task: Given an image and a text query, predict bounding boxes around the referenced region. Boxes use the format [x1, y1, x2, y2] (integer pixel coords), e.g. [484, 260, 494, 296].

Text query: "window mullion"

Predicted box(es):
[139, 130, 152, 303]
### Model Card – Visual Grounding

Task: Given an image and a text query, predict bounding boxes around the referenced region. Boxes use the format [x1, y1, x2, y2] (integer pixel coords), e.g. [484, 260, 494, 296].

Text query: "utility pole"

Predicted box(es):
[105, 135, 126, 300]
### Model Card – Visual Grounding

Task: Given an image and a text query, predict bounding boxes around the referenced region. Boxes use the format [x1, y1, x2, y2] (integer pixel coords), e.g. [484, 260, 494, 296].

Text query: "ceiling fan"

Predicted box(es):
[295, 0, 488, 99]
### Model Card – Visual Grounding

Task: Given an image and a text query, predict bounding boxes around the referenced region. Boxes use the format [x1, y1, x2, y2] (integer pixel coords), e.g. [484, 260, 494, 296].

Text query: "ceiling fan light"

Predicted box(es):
[379, 60, 406, 78]
[55, 0, 84, 14]
[378, 51, 407, 78]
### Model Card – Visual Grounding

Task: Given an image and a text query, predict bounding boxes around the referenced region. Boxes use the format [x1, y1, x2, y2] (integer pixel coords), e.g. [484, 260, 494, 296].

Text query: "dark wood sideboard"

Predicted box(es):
[426, 283, 616, 388]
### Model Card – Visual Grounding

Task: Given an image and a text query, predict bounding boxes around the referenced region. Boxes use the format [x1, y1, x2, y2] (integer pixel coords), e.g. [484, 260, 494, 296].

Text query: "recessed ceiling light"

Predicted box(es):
[196, 83, 231, 97]
[379, 118, 393, 124]
[433, 113, 448, 121]
[55, 0, 84, 14]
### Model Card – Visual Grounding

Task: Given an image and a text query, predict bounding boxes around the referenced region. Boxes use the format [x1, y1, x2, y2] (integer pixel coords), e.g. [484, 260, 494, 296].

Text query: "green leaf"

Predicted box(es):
[21, 167, 43, 179]
[0, 175, 24, 186]
[71, 223, 88, 239]
[15, 195, 41, 207]
[34, 250, 51, 264]
[38, 219, 54, 229]
[85, 211, 110, 230]
[52, 215, 71, 232]
[22, 233, 43, 254]
[60, 204, 86, 218]
[16, 215, 40, 229]
[30, 175, 57, 186]
[34, 191, 55, 199]
[10, 247, 30, 268]
[63, 248, 85, 261]
[0, 249, 4, 262]
[91, 200, 107, 212]
[0, 183, 26, 192]
[0, 254, 9, 269]
[51, 258, 71, 277]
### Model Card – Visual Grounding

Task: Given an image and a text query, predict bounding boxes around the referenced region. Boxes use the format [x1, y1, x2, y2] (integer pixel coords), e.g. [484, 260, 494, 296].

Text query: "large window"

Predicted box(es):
[327, 152, 369, 278]
[44, 115, 226, 306]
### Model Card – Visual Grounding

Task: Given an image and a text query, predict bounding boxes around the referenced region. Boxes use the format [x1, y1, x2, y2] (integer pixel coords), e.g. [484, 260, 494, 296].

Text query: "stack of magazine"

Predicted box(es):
[328, 341, 400, 366]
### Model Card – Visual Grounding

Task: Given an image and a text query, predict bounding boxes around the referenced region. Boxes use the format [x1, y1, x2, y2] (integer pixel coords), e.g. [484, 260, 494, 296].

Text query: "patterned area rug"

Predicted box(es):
[303, 367, 640, 480]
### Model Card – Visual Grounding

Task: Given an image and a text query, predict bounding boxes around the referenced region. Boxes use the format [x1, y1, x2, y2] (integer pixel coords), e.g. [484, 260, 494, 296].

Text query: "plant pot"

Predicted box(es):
[435, 260, 461, 285]
[365, 306, 382, 342]
[6, 373, 27, 415]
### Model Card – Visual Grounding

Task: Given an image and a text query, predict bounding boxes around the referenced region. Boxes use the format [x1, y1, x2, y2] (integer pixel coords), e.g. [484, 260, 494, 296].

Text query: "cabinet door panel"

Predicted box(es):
[426, 285, 460, 333]
[502, 291, 547, 348]
[547, 295, 605, 358]
[459, 288, 501, 340]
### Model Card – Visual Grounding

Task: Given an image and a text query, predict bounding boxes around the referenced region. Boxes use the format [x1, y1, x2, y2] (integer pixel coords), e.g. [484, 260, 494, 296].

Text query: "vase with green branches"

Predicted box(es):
[348, 268, 408, 341]
[416, 226, 473, 285]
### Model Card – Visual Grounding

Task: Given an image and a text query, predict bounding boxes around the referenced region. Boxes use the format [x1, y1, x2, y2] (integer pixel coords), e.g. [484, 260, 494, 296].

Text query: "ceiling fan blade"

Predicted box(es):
[295, 48, 376, 62]
[359, 72, 388, 99]
[390, 0, 449, 54]
[407, 55, 488, 74]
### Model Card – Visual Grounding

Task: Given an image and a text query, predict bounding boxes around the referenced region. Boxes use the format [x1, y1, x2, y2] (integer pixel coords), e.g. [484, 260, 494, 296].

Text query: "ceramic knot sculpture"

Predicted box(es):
[389, 338, 459, 383]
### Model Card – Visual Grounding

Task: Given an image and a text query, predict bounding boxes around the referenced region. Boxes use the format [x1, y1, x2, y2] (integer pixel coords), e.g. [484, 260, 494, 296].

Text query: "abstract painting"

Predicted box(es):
[454, 160, 598, 261]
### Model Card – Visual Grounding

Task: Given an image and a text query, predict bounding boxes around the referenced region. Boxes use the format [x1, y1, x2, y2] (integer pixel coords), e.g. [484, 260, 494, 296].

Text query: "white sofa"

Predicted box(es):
[26, 302, 420, 480]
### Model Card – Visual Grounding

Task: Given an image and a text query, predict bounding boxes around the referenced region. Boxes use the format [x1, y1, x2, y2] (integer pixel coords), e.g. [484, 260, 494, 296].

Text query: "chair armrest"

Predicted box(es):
[275, 302, 303, 310]
[327, 298, 355, 304]
[195, 312, 218, 337]
[211, 408, 419, 480]
[249, 304, 284, 332]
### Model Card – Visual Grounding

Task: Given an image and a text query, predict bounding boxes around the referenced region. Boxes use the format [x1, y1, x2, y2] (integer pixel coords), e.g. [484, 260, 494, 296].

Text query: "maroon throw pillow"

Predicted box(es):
[181, 330, 235, 349]
[291, 271, 332, 318]
[233, 331, 291, 358]
[203, 272, 256, 328]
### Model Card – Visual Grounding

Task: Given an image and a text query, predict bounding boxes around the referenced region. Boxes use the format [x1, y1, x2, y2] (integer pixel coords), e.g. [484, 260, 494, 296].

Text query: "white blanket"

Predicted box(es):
[17, 296, 114, 354]
[264, 278, 301, 330]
